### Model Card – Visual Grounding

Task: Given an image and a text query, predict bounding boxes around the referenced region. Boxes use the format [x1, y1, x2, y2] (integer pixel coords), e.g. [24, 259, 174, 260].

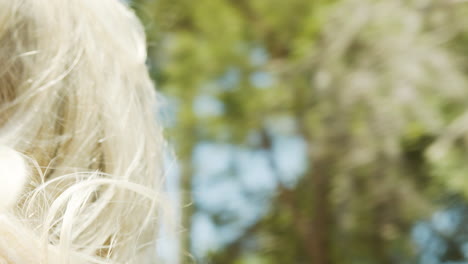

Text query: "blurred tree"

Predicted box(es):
[132, 0, 468, 263]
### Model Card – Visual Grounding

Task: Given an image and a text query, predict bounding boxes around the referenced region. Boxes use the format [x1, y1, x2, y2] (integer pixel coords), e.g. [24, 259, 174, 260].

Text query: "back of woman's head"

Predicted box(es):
[0, 0, 164, 263]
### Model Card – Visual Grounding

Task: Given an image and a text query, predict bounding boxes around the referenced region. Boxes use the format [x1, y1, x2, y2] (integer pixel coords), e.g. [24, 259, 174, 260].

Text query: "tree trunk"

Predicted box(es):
[309, 158, 332, 264]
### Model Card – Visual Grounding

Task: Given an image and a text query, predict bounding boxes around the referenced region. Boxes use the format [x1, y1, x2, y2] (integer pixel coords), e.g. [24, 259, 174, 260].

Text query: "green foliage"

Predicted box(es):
[132, 0, 468, 263]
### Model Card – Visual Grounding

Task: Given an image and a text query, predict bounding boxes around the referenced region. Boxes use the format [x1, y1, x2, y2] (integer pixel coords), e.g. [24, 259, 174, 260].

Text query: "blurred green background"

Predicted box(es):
[132, 0, 468, 263]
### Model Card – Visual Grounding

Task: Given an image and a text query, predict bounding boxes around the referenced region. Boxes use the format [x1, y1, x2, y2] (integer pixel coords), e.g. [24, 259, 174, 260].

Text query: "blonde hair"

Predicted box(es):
[0, 0, 165, 263]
